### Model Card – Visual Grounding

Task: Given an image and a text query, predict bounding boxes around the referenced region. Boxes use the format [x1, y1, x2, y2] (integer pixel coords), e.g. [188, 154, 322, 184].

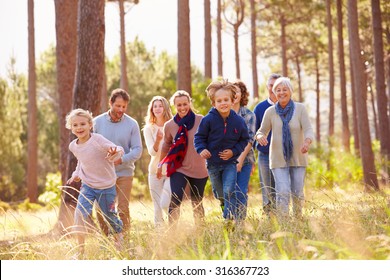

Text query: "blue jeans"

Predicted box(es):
[258, 152, 276, 212]
[207, 162, 237, 219]
[235, 163, 252, 220]
[74, 183, 123, 234]
[272, 167, 306, 216]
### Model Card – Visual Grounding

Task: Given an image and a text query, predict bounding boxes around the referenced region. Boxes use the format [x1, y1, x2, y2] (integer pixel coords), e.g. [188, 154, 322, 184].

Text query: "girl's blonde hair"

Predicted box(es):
[206, 79, 237, 104]
[144, 96, 173, 126]
[65, 108, 93, 129]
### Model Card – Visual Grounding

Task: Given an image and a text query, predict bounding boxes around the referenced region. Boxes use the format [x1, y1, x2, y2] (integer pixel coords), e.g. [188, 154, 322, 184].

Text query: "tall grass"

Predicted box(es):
[0, 142, 389, 260]
[0, 189, 389, 260]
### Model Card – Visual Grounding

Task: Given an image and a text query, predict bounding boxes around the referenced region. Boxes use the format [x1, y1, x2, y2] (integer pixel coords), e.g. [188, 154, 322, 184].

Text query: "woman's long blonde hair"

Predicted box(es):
[144, 96, 173, 126]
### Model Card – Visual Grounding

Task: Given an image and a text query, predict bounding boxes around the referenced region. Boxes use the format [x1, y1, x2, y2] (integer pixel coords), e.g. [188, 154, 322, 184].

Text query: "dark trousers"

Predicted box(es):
[169, 172, 208, 224]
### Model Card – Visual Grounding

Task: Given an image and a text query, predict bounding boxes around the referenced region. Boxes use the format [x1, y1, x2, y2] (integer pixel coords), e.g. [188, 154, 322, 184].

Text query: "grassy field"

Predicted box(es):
[0, 187, 389, 260]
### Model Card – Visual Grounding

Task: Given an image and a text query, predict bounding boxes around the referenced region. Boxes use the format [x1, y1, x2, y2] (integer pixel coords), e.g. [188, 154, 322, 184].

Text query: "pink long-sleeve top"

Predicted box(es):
[69, 133, 124, 189]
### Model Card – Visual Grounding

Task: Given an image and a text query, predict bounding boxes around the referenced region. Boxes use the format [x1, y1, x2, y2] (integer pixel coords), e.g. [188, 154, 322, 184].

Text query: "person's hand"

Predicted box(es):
[114, 158, 123, 165]
[301, 138, 312, 153]
[219, 149, 233, 160]
[67, 176, 80, 185]
[156, 129, 163, 142]
[156, 166, 163, 179]
[106, 147, 122, 162]
[256, 135, 268, 146]
[236, 160, 243, 172]
[107, 146, 117, 156]
[200, 149, 211, 159]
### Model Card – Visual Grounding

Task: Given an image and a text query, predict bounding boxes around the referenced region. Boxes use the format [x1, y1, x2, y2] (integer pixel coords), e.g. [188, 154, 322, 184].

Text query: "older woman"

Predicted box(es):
[157, 90, 208, 226]
[255, 77, 314, 217]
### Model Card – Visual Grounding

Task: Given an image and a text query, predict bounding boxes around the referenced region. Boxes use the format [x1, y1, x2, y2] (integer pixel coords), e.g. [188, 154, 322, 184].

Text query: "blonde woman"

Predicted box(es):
[157, 91, 208, 226]
[143, 96, 173, 227]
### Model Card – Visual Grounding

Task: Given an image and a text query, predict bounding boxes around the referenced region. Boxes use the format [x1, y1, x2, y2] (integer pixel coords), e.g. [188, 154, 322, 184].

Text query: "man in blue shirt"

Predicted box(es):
[94, 88, 143, 232]
[253, 73, 281, 214]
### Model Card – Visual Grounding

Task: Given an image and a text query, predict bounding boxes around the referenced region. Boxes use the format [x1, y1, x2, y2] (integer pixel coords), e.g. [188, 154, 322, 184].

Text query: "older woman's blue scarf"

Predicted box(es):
[159, 110, 195, 177]
[275, 100, 295, 164]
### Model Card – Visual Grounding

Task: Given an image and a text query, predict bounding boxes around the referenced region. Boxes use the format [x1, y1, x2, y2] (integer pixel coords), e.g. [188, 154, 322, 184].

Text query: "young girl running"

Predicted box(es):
[66, 108, 124, 256]
[143, 96, 173, 227]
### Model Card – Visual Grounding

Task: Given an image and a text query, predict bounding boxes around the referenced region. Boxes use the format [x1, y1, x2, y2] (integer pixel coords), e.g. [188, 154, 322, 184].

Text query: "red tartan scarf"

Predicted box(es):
[160, 110, 195, 177]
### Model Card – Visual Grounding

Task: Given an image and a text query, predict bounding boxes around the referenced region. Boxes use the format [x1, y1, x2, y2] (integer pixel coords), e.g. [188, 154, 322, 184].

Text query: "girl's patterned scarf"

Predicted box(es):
[275, 100, 295, 165]
[160, 110, 195, 177]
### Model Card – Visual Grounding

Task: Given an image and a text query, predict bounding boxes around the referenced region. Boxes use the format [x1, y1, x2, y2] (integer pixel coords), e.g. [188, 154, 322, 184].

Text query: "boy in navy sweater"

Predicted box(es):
[194, 79, 249, 221]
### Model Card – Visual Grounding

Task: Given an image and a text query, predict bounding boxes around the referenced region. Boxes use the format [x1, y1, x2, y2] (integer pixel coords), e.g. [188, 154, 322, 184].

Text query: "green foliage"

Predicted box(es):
[306, 142, 364, 190]
[0, 200, 11, 212]
[36, 45, 59, 178]
[38, 172, 62, 206]
[17, 199, 43, 212]
[0, 60, 28, 201]
[0, 49, 61, 202]
[131, 177, 150, 200]
[191, 79, 212, 116]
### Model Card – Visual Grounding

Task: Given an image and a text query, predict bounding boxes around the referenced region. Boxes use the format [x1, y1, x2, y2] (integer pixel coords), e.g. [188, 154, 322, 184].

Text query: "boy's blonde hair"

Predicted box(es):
[205, 79, 237, 104]
[144, 96, 173, 126]
[65, 108, 93, 129]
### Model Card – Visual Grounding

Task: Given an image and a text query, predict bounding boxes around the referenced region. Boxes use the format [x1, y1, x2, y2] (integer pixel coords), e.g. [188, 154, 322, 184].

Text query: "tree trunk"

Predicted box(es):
[326, 0, 335, 137]
[350, 56, 360, 154]
[119, 0, 129, 93]
[280, 15, 288, 77]
[27, 0, 38, 203]
[371, 0, 390, 161]
[217, 0, 223, 77]
[347, 0, 379, 191]
[336, 0, 350, 152]
[234, 25, 240, 79]
[101, 67, 108, 113]
[56, 0, 105, 234]
[295, 55, 303, 102]
[204, 0, 212, 79]
[72, 0, 105, 114]
[315, 55, 321, 144]
[177, 0, 191, 94]
[250, 0, 258, 99]
[369, 83, 379, 140]
[54, 0, 78, 186]
[386, 27, 390, 130]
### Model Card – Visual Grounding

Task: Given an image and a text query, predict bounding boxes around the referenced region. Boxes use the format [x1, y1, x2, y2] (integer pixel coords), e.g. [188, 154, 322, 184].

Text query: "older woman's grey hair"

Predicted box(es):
[272, 77, 294, 94]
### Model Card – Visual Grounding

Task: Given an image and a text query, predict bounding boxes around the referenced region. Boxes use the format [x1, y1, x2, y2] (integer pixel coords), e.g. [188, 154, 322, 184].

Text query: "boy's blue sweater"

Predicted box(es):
[194, 107, 249, 165]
